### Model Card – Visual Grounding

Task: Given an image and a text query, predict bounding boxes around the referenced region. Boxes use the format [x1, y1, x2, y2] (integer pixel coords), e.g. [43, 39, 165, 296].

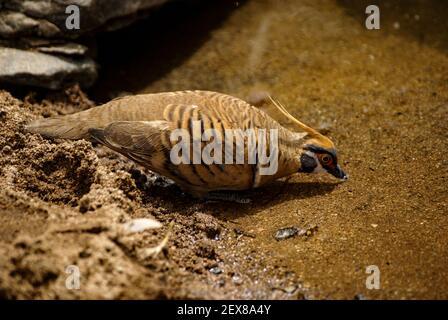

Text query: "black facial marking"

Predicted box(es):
[299, 153, 317, 173]
[303, 145, 337, 160]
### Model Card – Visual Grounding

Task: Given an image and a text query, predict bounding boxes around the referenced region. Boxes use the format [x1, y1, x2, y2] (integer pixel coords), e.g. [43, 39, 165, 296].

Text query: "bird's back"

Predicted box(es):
[26, 90, 279, 139]
[26, 90, 291, 195]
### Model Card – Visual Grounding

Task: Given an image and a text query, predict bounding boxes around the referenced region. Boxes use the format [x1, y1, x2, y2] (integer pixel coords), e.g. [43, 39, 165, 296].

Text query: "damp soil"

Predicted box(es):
[0, 0, 447, 299]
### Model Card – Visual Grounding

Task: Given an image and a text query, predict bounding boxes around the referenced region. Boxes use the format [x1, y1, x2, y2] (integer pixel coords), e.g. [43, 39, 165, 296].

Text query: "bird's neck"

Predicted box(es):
[255, 128, 306, 186]
[277, 129, 306, 177]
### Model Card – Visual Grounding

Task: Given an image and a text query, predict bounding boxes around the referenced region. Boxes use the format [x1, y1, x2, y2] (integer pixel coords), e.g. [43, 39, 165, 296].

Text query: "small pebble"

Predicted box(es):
[371, 224, 378, 228]
[232, 275, 243, 285]
[274, 227, 299, 241]
[209, 267, 223, 275]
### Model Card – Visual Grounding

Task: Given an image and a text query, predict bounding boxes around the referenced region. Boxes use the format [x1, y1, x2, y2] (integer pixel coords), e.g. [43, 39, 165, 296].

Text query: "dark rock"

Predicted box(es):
[0, 11, 60, 38]
[1, 0, 170, 37]
[0, 0, 170, 89]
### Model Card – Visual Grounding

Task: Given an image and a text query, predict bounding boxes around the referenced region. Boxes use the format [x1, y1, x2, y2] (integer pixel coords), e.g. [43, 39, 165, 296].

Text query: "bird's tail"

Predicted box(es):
[25, 93, 166, 140]
[25, 113, 96, 140]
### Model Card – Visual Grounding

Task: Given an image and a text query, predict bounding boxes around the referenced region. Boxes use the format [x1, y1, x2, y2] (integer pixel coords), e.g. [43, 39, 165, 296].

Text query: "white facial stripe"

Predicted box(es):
[304, 150, 314, 157]
[313, 160, 326, 174]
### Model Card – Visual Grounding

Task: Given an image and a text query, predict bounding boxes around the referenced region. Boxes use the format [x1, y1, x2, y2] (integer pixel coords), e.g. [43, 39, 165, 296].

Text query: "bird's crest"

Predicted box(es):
[268, 95, 334, 149]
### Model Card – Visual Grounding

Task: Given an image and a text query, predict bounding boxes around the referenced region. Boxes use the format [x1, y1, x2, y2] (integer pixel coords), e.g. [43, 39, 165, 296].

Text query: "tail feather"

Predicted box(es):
[25, 117, 92, 140]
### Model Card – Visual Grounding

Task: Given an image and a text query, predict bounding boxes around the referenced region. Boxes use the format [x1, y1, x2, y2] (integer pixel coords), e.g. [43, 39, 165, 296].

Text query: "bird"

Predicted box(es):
[26, 90, 347, 198]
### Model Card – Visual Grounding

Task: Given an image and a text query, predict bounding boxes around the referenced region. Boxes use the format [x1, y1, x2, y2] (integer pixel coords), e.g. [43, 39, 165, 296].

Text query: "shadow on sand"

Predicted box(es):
[144, 178, 339, 219]
[90, 0, 246, 102]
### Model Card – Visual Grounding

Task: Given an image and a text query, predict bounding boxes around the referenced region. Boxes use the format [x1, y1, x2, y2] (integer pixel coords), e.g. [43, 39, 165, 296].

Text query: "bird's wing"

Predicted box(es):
[88, 120, 171, 169]
[89, 103, 256, 192]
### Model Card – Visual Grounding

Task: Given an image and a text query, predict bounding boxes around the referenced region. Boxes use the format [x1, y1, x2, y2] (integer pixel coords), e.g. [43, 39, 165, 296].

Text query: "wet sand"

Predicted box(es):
[1, 0, 447, 299]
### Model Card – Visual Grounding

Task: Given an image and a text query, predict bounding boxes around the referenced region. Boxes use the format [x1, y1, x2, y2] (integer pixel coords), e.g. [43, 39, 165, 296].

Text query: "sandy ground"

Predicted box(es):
[0, 0, 447, 299]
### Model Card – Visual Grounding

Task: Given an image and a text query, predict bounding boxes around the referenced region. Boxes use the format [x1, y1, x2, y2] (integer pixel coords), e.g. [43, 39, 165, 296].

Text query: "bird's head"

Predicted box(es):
[298, 136, 347, 180]
[269, 96, 348, 181]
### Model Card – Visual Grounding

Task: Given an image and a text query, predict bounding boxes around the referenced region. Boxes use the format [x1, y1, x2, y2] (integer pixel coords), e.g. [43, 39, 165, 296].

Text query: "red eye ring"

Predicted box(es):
[321, 154, 332, 165]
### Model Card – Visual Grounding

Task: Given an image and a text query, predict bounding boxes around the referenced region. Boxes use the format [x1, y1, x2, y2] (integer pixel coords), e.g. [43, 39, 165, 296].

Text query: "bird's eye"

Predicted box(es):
[320, 154, 332, 165]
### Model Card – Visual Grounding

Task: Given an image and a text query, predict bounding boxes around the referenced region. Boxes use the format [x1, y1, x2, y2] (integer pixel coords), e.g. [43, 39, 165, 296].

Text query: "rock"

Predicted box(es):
[0, 0, 170, 89]
[274, 225, 319, 241]
[0, 48, 97, 89]
[0, 11, 60, 38]
[274, 227, 299, 241]
[209, 266, 223, 275]
[1, 0, 170, 37]
[232, 274, 243, 285]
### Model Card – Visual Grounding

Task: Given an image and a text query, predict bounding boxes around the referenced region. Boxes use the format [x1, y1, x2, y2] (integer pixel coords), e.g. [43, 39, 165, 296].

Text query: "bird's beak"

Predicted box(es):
[330, 165, 348, 181]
